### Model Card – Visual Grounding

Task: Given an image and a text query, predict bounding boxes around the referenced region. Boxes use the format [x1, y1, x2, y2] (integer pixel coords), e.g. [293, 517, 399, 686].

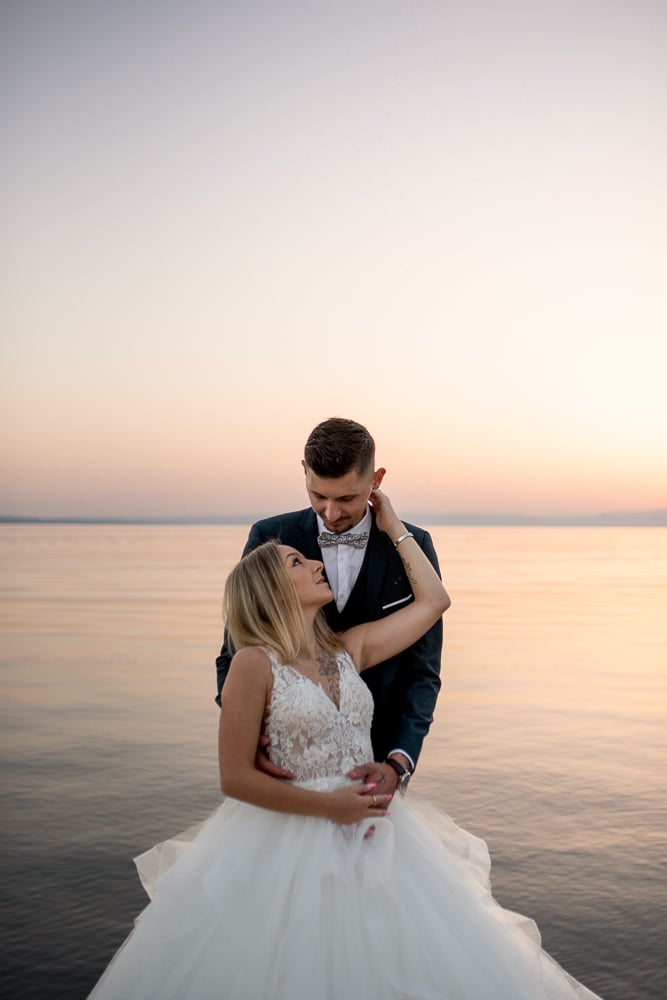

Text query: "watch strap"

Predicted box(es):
[385, 757, 410, 779]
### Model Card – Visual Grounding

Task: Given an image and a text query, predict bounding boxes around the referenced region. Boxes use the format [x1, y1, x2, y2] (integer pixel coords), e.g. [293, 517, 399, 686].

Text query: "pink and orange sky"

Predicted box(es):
[2, 1, 666, 520]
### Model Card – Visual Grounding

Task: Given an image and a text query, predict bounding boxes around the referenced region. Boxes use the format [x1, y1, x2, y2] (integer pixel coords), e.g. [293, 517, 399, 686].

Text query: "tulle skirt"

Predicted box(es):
[89, 779, 602, 1000]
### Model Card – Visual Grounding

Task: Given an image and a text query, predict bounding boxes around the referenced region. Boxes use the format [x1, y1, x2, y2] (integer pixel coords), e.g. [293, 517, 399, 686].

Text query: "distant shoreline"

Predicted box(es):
[1, 510, 666, 527]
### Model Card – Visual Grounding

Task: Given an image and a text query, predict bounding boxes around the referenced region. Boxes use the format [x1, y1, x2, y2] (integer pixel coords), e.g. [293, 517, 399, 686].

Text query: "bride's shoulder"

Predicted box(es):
[228, 646, 274, 684]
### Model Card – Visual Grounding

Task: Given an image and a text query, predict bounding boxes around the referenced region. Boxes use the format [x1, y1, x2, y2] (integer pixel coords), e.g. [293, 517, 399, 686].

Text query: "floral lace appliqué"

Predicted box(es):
[264, 649, 374, 784]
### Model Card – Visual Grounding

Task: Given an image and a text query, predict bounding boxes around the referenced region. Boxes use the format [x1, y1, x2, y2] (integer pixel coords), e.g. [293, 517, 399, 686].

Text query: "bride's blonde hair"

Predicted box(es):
[223, 541, 342, 664]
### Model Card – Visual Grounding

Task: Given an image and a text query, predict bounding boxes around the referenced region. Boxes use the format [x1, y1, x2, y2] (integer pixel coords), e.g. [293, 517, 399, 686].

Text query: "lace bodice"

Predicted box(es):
[264, 648, 374, 786]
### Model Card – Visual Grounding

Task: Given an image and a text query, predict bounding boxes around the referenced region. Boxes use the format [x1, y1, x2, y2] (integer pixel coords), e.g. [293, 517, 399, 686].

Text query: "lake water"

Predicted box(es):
[1, 524, 665, 999]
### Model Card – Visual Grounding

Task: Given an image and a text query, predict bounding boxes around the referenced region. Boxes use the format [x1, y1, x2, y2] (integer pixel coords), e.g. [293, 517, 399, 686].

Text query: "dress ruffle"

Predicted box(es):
[89, 779, 602, 1000]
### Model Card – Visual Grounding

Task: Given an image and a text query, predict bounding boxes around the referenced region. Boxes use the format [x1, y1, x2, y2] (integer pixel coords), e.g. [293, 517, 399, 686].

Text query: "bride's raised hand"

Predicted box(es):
[368, 488, 403, 539]
[326, 784, 391, 825]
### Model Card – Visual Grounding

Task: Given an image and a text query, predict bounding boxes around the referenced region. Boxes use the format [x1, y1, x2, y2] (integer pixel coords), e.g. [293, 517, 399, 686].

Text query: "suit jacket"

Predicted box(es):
[215, 508, 444, 768]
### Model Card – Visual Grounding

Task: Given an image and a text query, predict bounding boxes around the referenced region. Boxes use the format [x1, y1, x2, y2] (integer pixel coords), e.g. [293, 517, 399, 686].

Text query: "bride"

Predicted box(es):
[89, 488, 602, 999]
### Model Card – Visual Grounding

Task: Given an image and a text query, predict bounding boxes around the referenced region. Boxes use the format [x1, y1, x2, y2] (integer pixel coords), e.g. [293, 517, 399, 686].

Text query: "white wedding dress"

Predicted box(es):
[89, 649, 602, 999]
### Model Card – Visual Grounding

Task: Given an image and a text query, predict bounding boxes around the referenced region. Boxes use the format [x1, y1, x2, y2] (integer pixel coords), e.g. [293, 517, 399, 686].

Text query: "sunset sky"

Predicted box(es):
[2, 0, 666, 520]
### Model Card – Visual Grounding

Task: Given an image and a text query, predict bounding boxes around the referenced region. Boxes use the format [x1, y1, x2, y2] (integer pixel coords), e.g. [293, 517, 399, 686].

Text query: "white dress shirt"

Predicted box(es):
[317, 506, 371, 612]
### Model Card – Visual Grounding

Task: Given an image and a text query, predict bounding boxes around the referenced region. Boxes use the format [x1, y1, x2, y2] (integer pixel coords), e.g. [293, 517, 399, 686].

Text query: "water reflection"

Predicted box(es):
[1, 525, 665, 999]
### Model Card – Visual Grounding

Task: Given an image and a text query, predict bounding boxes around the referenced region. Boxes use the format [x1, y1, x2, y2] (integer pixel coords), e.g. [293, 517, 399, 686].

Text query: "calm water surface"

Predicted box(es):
[1, 525, 665, 999]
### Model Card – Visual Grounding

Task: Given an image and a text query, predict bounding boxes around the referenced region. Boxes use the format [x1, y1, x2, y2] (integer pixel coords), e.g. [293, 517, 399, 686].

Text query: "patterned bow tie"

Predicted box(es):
[317, 531, 369, 549]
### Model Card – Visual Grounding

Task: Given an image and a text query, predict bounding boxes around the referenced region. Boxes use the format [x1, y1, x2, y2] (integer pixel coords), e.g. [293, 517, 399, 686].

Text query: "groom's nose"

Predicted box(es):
[322, 501, 341, 522]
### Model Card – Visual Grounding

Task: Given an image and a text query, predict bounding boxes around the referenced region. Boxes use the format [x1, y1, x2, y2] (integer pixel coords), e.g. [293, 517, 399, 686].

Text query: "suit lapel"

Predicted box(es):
[292, 508, 321, 559]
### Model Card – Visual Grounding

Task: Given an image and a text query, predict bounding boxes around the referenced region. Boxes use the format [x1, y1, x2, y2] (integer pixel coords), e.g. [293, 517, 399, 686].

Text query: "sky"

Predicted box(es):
[2, 0, 666, 520]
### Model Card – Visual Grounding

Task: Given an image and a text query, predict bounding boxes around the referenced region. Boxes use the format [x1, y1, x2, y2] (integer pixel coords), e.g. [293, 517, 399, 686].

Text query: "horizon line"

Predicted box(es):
[1, 508, 666, 527]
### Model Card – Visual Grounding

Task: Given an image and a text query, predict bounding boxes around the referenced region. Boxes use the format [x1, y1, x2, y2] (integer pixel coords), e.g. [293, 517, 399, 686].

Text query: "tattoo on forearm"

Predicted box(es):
[403, 558, 417, 585]
[317, 650, 341, 709]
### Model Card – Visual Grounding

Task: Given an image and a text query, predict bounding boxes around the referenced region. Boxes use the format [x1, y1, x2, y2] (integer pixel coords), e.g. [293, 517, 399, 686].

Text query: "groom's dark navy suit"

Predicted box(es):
[216, 507, 443, 768]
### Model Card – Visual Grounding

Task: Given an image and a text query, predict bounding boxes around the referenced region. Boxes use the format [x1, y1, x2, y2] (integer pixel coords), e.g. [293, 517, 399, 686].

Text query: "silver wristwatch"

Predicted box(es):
[385, 757, 412, 795]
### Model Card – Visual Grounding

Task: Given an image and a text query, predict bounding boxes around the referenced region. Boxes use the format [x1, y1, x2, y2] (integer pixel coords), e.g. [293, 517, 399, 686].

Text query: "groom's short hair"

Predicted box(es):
[304, 418, 375, 479]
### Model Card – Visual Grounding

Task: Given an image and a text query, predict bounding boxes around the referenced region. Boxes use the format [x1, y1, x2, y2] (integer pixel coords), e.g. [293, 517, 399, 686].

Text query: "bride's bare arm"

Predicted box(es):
[218, 648, 390, 824]
[341, 489, 450, 672]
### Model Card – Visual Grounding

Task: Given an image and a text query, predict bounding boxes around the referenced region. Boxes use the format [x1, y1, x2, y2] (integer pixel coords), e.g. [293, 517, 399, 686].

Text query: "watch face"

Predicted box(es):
[396, 772, 410, 796]
[386, 758, 411, 793]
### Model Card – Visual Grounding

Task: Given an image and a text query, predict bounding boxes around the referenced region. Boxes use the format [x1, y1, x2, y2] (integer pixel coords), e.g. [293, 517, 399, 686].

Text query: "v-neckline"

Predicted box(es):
[281, 661, 343, 713]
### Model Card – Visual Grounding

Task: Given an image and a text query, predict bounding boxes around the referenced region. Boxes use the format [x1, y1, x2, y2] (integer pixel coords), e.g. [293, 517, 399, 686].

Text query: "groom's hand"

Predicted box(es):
[346, 760, 398, 796]
[255, 733, 294, 780]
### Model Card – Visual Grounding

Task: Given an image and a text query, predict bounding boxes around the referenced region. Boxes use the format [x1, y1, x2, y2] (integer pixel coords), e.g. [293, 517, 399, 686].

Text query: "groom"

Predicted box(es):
[215, 417, 445, 794]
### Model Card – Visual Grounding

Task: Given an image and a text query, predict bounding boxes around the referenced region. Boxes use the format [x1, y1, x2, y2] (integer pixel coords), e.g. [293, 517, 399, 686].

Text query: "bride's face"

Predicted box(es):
[279, 545, 332, 608]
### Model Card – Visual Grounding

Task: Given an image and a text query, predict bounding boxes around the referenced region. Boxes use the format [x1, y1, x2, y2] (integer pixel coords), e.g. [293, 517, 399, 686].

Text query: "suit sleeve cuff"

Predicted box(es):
[386, 748, 415, 773]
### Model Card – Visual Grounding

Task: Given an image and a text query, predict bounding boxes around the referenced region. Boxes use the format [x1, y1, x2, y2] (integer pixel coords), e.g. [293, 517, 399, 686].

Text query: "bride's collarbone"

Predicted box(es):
[293, 648, 339, 680]
[289, 649, 342, 708]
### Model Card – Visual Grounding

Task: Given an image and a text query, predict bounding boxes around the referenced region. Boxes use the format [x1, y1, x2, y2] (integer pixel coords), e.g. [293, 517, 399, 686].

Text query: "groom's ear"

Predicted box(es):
[372, 467, 386, 490]
[301, 460, 307, 474]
